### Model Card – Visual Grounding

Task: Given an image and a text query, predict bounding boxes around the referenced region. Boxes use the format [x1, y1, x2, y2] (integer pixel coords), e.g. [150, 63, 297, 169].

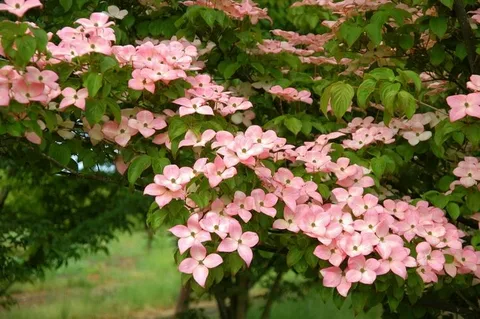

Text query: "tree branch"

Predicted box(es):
[453, 0, 478, 74]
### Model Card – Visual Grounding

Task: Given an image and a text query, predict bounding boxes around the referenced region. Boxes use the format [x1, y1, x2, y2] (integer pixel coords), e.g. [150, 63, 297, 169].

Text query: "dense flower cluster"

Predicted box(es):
[291, 0, 389, 11]
[142, 119, 479, 289]
[0, 65, 60, 106]
[182, 0, 271, 24]
[449, 157, 480, 191]
[2, 0, 480, 305]
[267, 85, 313, 104]
[338, 113, 440, 149]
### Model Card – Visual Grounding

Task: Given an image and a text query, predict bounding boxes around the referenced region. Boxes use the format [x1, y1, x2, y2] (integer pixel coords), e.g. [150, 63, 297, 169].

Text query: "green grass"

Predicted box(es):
[1, 231, 382, 319]
[2, 231, 180, 319]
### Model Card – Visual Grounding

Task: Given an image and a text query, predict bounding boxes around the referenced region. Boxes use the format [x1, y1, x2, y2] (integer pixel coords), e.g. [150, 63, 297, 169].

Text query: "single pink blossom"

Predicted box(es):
[178, 244, 223, 287]
[217, 221, 259, 266]
[169, 214, 211, 254]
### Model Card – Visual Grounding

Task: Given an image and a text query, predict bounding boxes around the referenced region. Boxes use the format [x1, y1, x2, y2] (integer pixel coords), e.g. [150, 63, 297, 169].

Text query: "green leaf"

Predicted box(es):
[398, 70, 422, 93]
[365, 23, 382, 46]
[319, 85, 332, 116]
[105, 98, 121, 122]
[284, 117, 303, 135]
[369, 68, 396, 81]
[147, 208, 168, 231]
[59, 0, 73, 11]
[351, 291, 368, 313]
[200, 9, 216, 28]
[148, 20, 163, 36]
[190, 191, 211, 209]
[399, 34, 414, 50]
[436, 175, 455, 192]
[287, 248, 304, 267]
[29, 27, 48, 52]
[463, 124, 480, 147]
[48, 143, 71, 167]
[429, 44, 446, 66]
[128, 155, 152, 185]
[100, 56, 118, 73]
[151, 158, 171, 174]
[446, 202, 460, 220]
[440, 0, 454, 9]
[371, 156, 387, 178]
[223, 63, 240, 79]
[251, 62, 265, 74]
[466, 191, 480, 212]
[472, 234, 480, 249]
[42, 110, 58, 131]
[340, 22, 362, 47]
[83, 73, 103, 97]
[304, 245, 318, 268]
[429, 17, 448, 39]
[85, 99, 106, 124]
[330, 83, 354, 118]
[455, 43, 468, 60]
[227, 253, 244, 276]
[168, 116, 188, 141]
[380, 82, 401, 114]
[357, 79, 377, 108]
[14, 35, 36, 66]
[424, 191, 449, 209]
[397, 90, 416, 118]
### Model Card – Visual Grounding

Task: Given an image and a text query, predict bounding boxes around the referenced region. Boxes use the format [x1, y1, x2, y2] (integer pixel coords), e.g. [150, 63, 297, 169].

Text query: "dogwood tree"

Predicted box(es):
[1, 0, 480, 318]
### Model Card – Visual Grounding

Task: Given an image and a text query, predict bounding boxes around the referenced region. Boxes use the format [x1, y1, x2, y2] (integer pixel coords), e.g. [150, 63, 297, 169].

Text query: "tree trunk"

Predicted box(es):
[145, 224, 154, 252]
[174, 282, 191, 318]
[234, 274, 250, 319]
[260, 271, 283, 319]
[214, 292, 230, 319]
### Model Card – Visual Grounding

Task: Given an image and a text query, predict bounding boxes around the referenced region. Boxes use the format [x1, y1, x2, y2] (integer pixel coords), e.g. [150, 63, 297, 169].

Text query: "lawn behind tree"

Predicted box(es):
[1, 231, 382, 319]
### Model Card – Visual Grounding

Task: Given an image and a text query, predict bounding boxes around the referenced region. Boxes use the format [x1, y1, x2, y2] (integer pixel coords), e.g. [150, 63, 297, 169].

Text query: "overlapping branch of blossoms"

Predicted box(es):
[1, 0, 479, 296]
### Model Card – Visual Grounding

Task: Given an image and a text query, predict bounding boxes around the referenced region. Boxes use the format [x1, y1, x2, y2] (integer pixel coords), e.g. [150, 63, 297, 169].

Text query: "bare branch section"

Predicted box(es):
[454, 0, 479, 74]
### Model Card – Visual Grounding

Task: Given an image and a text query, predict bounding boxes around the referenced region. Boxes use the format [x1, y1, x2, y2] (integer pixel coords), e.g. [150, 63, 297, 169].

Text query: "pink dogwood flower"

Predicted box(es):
[179, 129, 216, 148]
[75, 12, 114, 30]
[416, 266, 438, 283]
[178, 244, 223, 287]
[204, 156, 237, 188]
[377, 247, 416, 279]
[199, 212, 230, 239]
[338, 232, 376, 257]
[128, 69, 156, 93]
[225, 191, 255, 223]
[272, 206, 300, 233]
[446, 93, 480, 122]
[320, 267, 352, 297]
[345, 255, 380, 284]
[217, 221, 259, 266]
[174, 97, 214, 117]
[314, 242, 346, 267]
[416, 242, 445, 272]
[102, 116, 138, 147]
[467, 75, 480, 92]
[128, 110, 167, 138]
[154, 164, 193, 192]
[59, 87, 88, 110]
[169, 214, 211, 254]
[144, 182, 184, 208]
[25, 67, 59, 89]
[251, 188, 278, 217]
[0, 0, 42, 17]
[348, 194, 379, 217]
[12, 80, 45, 104]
